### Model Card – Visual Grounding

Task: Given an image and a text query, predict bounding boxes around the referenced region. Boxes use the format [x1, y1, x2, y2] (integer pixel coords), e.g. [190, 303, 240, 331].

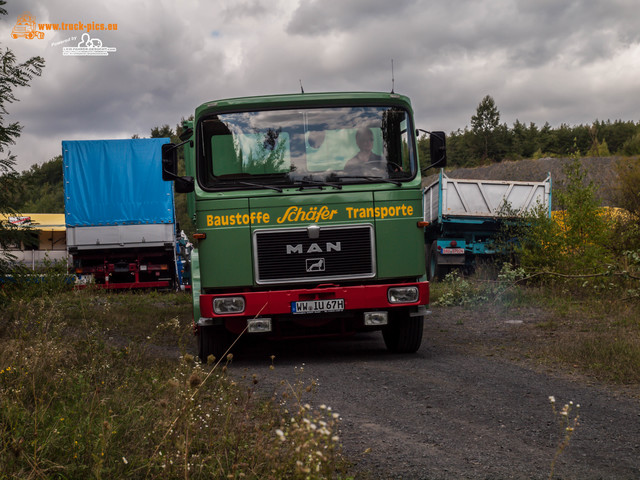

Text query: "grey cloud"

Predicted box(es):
[287, 0, 415, 35]
[4, 0, 640, 172]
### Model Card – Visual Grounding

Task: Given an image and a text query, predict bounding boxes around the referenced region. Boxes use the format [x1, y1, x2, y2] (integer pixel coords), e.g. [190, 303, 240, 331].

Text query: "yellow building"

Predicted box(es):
[0, 214, 67, 269]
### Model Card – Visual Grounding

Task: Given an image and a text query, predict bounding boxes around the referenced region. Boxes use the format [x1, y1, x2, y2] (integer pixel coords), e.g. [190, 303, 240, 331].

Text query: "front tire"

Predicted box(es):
[197, 325, 232, 363]
[382, 311, 424, 353]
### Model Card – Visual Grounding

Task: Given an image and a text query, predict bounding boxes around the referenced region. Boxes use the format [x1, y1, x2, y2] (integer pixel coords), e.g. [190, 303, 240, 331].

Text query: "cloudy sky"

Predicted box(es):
[3, 0, 640, 172]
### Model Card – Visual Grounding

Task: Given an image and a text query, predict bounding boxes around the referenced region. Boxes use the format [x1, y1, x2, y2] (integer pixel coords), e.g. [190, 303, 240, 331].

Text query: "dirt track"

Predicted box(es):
[226, 305, 640, 479]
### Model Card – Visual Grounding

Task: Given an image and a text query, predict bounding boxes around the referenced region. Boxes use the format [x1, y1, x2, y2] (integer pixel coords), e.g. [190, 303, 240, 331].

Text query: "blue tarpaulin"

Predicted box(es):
[63, 138, 173, 227]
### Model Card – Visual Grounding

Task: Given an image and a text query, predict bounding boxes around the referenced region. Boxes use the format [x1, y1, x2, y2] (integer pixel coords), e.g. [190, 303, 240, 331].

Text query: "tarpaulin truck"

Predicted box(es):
[63, 138, 183, 289]
[423, 171, 552, 280]
[161, 92, 446, 361]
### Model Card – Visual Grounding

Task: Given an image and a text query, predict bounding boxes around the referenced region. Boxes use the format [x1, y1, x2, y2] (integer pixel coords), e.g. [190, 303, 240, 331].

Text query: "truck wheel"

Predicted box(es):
[382, 311, 424, 353]
[197, 325, 232, 363]
[427, 241, 448, 281]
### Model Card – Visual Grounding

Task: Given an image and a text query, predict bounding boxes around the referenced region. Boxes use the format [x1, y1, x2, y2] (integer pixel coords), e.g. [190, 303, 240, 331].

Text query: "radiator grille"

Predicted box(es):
[254, 224, 375, 284]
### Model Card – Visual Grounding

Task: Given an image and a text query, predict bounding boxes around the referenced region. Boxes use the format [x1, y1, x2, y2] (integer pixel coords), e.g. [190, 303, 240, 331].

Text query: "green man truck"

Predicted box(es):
[162, 92, 446, 361]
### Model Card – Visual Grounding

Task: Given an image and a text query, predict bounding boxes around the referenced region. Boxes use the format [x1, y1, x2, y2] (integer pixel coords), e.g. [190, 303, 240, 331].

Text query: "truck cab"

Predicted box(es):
[163, 92, 445, 361]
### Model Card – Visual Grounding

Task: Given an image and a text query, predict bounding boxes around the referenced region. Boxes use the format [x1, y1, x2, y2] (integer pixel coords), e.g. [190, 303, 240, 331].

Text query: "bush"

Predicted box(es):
[619, 133, 640, 156]
[518, 159, 616, 282]
[433, 264, 527, 307]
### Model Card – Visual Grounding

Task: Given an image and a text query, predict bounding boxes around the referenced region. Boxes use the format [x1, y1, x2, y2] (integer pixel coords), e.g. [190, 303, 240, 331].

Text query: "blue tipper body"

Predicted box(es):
[62, 138, 172, 227]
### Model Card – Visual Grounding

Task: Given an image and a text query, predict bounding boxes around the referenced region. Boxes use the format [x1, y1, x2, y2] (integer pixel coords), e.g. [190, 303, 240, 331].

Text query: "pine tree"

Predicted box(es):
[471, 95, 501, 161]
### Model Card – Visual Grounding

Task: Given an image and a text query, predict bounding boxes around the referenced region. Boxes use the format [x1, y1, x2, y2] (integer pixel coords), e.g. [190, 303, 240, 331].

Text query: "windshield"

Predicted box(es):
[197, 105, 416, 190]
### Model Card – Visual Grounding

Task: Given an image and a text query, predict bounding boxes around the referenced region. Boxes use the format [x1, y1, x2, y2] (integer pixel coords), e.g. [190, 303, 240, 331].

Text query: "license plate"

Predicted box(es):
[441, 247, 465, 254]
[292, 298, 345, 314]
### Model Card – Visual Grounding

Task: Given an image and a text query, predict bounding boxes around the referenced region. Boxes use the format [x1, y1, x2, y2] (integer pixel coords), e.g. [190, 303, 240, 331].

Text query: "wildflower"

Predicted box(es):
[188, 372, 202, 389]
[332, 435, 340, 442]
[275, 429, 285, 441]
[122, 456, 128, 464]
[548, 396, 556, 403]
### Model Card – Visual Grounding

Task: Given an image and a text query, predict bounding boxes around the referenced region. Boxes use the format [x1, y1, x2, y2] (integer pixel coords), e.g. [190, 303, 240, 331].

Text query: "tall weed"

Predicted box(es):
[0, 290, 347, 479]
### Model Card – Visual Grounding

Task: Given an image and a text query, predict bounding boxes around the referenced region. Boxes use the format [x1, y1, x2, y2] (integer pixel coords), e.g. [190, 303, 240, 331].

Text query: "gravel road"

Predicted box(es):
[226, 305, 640, 480]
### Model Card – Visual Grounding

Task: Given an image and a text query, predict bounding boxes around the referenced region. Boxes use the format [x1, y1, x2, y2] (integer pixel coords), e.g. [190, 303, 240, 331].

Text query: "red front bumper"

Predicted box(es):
[199, 281, 429, 318]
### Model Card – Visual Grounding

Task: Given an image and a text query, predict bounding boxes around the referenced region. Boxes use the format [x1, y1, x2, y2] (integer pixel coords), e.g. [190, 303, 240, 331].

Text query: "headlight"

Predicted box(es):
[387, 286, 419, 304]
[213, 296, 245, 314]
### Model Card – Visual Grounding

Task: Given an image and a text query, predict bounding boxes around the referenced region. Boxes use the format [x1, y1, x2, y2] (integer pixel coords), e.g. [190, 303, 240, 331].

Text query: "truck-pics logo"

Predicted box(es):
[11, 11, 118, 44]
[63, 33, 116, 56]
[11, 12, 44, 39]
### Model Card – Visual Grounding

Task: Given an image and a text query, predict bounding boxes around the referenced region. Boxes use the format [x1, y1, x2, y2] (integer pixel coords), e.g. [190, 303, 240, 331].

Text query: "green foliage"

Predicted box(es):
[615, 158, 640, 219]
[471, 95, 503, 162]
[0, 8, 45, 272]
[0, 290, 347, 478]
[1, 257, 72, 306]
[8, 156, 64, 212]
[518, 159, 615, 281]
[619, 133, 640, 156]
[0, 30, 45, 159]
[443, 96, 640, 167]
[433, 263, 527, 307]
[150, 124, 176, 140]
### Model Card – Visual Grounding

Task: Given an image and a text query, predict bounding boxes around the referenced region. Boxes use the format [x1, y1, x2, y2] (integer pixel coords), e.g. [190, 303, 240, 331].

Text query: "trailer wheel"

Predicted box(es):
[382, 310, 424, 353]
[427, 241, 449, 281]
[197, 325, 232, 363]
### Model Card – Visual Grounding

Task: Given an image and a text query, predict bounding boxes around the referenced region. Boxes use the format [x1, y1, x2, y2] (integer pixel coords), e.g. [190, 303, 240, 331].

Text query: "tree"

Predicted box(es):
[0, 0, 45, 270]
[12, 156, 64, 212]
[471, 95, 501, 161]
[150, 124, 175, 140]
[614, 158, 640, 251]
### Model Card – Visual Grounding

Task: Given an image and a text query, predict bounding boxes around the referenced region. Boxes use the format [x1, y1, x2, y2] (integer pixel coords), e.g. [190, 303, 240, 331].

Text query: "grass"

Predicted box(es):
[0, 285, 348, 479]
[430, 266, 640, 384]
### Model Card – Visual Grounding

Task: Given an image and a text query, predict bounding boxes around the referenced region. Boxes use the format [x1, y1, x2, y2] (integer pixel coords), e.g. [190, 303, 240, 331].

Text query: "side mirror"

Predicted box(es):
[179, 127, 193, 142]
[162, 143, 178, 181]
[429, 131, 447, 169]
[162, 143, 195, 193]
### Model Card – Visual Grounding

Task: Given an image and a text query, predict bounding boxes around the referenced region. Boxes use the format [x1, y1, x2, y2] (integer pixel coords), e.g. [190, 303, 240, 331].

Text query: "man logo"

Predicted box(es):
[286, 242, 341, 254]
[306, 258, 325, 272]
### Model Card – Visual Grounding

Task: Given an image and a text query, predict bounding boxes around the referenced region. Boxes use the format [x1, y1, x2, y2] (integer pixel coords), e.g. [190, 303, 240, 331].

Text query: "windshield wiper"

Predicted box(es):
[340, 175, 402, 186]
[235, 181, 283, 192]
[293, 179, 342, 190]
